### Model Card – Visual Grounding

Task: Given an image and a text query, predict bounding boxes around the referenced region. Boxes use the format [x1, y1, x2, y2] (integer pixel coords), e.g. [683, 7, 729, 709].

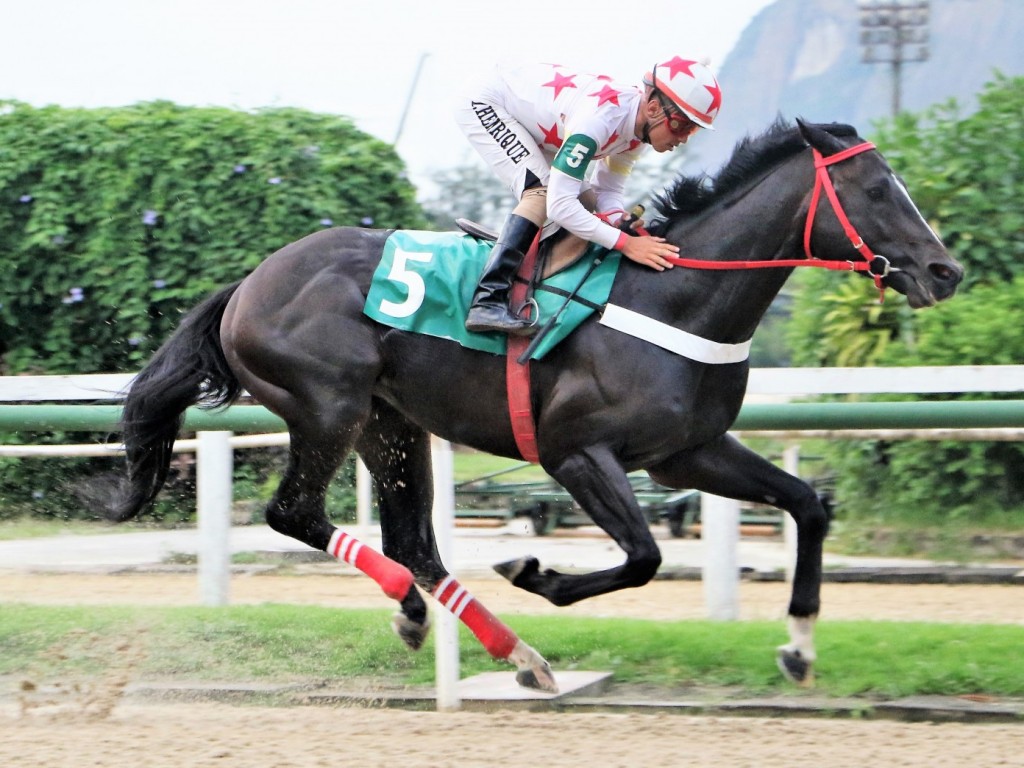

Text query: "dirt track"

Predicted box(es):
[2, 569, 1023, 623]
[2, 701, 1021, 768]
[2, 570, 1023, 767]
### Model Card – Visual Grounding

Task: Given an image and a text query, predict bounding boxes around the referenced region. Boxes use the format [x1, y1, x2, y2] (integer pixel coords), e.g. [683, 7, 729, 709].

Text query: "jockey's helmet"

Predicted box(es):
[643, 57, 722, 130]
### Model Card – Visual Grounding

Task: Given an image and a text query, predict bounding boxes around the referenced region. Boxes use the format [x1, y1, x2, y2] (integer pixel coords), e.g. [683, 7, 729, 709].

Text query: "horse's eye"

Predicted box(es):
[866, 185, 886, 201]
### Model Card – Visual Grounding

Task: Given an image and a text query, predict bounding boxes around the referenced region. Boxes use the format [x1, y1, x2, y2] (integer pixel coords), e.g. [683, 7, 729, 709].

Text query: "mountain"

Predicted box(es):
[685, 0, 1024, 175]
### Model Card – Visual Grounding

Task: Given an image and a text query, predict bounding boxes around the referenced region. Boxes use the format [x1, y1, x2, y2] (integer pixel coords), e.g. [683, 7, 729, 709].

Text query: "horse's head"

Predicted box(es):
[798, 119, 963, 308]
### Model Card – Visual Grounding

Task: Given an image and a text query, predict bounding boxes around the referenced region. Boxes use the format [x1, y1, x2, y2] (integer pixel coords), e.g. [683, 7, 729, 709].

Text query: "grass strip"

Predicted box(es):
[2, 603, 1022, 699]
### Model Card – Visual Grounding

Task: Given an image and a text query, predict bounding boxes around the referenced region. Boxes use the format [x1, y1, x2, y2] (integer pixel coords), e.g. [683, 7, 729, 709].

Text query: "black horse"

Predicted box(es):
[114, 119, 962, 692]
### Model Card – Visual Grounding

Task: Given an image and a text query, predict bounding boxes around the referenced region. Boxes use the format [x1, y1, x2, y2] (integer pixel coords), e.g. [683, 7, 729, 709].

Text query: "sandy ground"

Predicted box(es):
[1, 568, 1023, 623]
[1, 702, 1022, 768]
[3, 570, 1023, 767]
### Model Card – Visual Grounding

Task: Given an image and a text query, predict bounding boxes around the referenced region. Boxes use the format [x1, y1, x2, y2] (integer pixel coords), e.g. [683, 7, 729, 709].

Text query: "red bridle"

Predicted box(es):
[660, 140, 893, 300]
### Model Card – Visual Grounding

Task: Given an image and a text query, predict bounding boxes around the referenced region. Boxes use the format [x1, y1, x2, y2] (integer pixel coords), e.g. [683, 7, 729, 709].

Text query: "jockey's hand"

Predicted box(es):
[619, 234, 678, 271]
[616, 205, 646, 233]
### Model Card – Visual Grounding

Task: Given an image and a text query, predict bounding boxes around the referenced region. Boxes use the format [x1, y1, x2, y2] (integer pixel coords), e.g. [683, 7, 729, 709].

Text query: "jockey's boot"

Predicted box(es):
[465, 214, 540, 336]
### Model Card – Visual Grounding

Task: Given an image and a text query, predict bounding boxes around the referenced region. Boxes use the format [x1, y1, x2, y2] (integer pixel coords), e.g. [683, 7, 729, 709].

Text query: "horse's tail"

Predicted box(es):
[111, 282, 244, 522]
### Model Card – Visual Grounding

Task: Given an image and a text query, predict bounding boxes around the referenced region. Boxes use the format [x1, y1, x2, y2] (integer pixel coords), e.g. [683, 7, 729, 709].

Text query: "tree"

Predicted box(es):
[421, 162, 509, 232]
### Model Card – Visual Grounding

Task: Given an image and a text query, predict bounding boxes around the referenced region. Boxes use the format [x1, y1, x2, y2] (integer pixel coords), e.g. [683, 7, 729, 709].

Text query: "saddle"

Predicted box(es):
[455, 218, 590, 280]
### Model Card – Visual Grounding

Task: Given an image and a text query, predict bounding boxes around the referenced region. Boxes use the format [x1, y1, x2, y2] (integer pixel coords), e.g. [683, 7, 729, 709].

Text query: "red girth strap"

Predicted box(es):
[506, 236, 541, 463]
[505, 210, 637, 464]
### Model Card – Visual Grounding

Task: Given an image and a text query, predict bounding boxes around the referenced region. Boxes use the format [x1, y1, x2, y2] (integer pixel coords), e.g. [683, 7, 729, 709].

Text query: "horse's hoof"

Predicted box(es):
[508, 639, 559, 694]
[515, 661, 559, 694]
[776, 647, 814, 687]
[391, 611, 431, 651]
[493, 556, 539, 585]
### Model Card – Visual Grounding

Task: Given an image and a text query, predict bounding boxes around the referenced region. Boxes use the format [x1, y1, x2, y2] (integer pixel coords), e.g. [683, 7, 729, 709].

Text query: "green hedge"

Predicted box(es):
[0, 100, 426, 518]
[0, 100, 426, 374]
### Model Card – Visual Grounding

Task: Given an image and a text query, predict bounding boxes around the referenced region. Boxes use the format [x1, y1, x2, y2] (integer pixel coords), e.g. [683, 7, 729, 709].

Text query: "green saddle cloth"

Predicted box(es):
[363, 230, 621, 360]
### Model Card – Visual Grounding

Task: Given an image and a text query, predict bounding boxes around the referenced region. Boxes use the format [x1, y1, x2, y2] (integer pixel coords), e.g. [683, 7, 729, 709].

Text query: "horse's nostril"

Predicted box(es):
[929, 263, 961, 284]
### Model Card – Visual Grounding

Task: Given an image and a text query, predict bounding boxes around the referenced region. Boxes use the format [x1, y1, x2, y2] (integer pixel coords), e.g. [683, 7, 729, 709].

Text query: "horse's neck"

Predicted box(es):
[636, 166, 810, 343]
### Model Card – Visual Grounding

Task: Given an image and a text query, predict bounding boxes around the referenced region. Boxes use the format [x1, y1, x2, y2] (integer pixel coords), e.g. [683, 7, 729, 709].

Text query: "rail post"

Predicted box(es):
[356, 458, 373, 528]
[782, 444, 800, 582]
[431, 436, 460, 711]
[197, 431, 233, 607]
[701, 493, 740, 620]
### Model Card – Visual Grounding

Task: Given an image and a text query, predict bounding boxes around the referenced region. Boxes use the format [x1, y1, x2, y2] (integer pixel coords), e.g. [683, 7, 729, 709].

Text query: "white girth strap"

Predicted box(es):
[599, 303, 751, 365]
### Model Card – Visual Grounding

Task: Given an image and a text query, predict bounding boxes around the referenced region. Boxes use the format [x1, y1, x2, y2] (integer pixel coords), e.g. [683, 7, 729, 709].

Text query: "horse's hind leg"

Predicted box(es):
[356, 399, 558, 693]
[257, 404, 431, 649]
[222, 273, 434, 653]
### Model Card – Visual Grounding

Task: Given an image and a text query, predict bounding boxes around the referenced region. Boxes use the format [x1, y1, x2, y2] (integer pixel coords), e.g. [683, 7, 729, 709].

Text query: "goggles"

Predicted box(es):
[650, 63, 700, 139]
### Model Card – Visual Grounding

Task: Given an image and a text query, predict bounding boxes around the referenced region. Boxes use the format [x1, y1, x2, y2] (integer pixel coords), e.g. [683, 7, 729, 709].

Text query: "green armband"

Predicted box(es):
[552, 134, 598, 180]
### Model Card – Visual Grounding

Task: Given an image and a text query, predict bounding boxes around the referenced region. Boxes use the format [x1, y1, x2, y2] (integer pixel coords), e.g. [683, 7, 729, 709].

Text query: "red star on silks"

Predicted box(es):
[600, 132, 620, 151]
[595, 74, 613, 81]
[660, 56, 699, 78]
[704, 81, 723, 115]
[538, 122, 562, 148]
[627, 139, 642, 151]
[589, 84, 622, 107]
[542, 71, 577, 99]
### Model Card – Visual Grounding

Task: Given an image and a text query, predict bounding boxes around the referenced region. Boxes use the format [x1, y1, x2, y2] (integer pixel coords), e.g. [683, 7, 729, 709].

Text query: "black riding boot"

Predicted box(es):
[465, 214, 540, 336]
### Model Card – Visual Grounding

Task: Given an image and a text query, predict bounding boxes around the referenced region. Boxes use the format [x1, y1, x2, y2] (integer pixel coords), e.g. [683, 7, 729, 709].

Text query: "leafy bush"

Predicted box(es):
[0, 100, 425, 374]
[785, 75, 1024, 532]
[788, 74, 1024, 365]
[803, 264, 1024, 530]
[0, 100, 425, 519]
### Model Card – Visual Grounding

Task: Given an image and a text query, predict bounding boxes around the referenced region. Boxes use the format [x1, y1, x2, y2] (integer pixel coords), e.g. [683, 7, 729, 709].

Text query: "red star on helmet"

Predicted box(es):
[704, 81, 722, 115]
[538, 122, 562, 148]
[542, 71, 577, 99]
[661, 56, 698, 79]
[589, 84, 622, 107]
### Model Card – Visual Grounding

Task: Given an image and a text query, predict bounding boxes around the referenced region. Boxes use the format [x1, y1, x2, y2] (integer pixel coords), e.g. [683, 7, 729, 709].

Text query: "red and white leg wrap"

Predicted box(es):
[327, 529, 413, 601]
[432, 575, 519, 660]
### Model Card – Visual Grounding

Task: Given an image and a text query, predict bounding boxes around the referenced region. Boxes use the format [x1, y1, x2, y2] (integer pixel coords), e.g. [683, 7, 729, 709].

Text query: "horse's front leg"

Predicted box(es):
[648, 434, 829, 686]
[496, 445, 663, 605]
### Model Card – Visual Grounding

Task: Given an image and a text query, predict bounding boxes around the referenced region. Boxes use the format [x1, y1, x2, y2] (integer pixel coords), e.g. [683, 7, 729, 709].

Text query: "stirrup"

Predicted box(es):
[518, 298, 540, 328]
[465, 298, 539, 336]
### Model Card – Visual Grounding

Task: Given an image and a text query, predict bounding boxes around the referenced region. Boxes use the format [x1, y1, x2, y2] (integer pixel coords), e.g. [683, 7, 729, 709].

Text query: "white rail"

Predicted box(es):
[4, 365, 1024, 401]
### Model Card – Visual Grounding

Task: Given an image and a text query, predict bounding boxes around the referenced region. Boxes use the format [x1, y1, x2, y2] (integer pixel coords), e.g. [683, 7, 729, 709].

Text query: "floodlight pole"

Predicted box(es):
[858, 0, 930, 116]
[394, 52, 431, 147]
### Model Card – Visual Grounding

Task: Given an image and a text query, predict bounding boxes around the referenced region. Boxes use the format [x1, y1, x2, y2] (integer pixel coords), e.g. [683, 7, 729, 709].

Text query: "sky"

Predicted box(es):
[0, 0, 776, 195]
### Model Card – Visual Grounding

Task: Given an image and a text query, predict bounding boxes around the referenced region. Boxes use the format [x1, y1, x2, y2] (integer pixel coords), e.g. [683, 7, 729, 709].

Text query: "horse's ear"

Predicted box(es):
[796, 117, 848, 157]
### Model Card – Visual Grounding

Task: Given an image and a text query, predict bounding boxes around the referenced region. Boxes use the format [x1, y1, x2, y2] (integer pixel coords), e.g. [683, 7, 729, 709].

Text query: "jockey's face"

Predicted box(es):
[643, 94, 700, 152]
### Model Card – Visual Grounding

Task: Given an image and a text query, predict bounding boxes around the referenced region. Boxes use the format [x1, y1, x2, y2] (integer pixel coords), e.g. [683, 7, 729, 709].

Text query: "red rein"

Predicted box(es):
[661, 141, 889, 300]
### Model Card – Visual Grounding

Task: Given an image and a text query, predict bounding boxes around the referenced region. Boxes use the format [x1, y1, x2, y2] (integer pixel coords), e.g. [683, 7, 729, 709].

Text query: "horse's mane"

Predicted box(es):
[648, 119, 859, 232]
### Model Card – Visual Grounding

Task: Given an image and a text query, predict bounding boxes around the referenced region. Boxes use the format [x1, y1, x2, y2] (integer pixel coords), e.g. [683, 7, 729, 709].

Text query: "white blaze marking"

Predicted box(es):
[893, 173, 944, 246]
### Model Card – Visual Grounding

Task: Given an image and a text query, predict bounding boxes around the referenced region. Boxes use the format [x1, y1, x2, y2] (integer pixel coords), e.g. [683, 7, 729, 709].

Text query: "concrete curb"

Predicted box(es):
[118, 680, 1024, 723]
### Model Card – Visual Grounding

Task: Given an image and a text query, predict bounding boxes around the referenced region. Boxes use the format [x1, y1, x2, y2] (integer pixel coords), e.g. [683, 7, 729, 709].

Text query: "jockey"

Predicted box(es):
[455, 56, 722, 336]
